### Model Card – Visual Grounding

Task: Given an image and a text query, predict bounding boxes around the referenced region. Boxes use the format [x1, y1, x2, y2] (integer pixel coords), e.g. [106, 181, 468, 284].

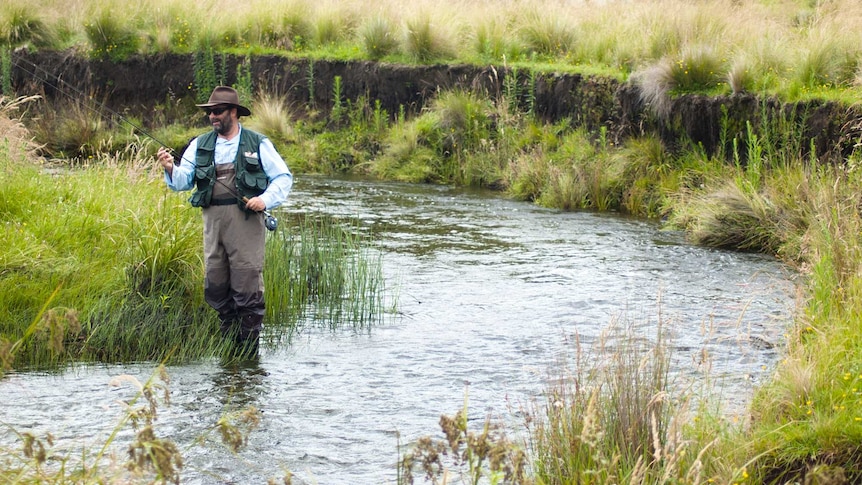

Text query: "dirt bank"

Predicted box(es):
[11, 50, 862, 162]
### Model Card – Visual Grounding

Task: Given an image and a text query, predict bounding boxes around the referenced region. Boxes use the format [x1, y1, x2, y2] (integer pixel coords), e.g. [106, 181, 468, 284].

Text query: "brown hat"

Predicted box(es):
[196, 86, 252, 117]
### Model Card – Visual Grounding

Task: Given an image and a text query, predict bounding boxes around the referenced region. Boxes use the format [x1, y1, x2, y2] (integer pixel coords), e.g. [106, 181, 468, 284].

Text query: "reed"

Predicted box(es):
[265, 213, 386, 340]
[526, 316, 740, 484]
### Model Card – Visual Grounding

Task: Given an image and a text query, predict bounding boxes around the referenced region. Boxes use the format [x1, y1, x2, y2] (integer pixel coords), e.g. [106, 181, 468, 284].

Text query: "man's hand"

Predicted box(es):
[244, 196, 266, 212]
[157, 147, 174, 176]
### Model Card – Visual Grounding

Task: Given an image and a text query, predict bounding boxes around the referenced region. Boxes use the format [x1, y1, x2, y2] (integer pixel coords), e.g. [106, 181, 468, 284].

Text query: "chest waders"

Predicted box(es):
[191, 130, 269, 357]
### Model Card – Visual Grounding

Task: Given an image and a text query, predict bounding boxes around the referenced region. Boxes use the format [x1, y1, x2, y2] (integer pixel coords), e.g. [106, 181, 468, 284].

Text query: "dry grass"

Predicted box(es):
[0, 95, 41, 160]
[8, 0, 862, 99]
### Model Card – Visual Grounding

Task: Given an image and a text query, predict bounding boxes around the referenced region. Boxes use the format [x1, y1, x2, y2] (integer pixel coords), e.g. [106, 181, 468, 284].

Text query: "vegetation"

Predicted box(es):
[5, 0, 862, 101]
[4, 0, 862, 483]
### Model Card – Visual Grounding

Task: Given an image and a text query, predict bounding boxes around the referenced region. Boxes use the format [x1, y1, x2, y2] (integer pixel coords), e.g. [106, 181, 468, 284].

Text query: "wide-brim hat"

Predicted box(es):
[196, 86, 252, 117]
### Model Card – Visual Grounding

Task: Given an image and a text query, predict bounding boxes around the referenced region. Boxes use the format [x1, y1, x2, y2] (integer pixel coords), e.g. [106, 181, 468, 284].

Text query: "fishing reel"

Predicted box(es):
[264, 213, 278, 232]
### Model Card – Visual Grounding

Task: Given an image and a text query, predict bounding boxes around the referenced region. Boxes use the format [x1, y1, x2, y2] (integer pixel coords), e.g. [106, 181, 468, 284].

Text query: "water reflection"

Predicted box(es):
[212, 356, 269, 410]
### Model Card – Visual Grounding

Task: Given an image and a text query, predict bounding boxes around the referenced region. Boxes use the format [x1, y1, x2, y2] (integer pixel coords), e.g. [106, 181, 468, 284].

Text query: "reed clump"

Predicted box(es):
[525, 319, 733, 484]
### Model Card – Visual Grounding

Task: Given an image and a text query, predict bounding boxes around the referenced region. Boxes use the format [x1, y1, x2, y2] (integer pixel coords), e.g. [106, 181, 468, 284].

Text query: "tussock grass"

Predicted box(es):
[358, 15, 399, 60]
[518, 12, 577, 60]
[10, 0, 862, 100]
[402, 13, 456, 64]
[246, 90, 296, 145]
[82, 6, 142, 60]
[526, 317, 740, 484]
[0, 5, 57, 49]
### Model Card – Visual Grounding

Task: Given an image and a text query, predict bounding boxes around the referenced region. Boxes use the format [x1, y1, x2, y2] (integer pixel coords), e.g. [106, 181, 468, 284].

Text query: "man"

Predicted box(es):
[157, 86, 293, 356]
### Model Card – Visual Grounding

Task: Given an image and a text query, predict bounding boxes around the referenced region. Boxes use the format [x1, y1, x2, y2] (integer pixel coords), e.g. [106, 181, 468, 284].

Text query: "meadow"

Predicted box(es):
[4, 0, 862, 483]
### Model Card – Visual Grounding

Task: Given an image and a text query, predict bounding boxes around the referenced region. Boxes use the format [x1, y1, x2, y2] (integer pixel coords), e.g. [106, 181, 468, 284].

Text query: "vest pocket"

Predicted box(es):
[189, 189, 212, 208]
[195, 165, 214, 183]
[241, 171, 268, 191]
[243, 154, 262, 171]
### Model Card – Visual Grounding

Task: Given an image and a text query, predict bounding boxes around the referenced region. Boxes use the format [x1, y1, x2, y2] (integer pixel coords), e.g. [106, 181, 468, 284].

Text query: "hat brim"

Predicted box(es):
[195, 103, 252, 117]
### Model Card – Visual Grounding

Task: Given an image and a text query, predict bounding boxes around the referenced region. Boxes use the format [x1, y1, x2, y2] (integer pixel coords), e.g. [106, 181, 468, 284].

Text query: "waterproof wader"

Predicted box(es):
[204, 164, 266, 354]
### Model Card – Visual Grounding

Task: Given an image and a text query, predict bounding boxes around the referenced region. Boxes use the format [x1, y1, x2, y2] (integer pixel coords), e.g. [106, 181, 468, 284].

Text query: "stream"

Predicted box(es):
[0, 176, 796, 484]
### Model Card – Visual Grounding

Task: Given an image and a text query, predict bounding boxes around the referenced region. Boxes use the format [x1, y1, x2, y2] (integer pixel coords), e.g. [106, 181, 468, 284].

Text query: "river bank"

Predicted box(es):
[11, 50, 862, 164]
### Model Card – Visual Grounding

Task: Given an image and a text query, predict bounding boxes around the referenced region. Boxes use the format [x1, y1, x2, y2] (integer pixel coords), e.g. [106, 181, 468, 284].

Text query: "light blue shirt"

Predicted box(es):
[164, 125, 293, 209]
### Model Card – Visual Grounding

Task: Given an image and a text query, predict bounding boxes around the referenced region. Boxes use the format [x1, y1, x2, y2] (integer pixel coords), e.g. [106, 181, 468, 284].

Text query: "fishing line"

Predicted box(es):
[12, 55, 278, 231]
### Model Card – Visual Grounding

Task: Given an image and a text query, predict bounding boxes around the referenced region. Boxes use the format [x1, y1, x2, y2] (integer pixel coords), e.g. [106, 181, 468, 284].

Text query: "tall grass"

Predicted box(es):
[526, 318, 735, 484]
[16, 0, 862, 100]
[741, 162, 862, 482]
[265, 213, 387, 340]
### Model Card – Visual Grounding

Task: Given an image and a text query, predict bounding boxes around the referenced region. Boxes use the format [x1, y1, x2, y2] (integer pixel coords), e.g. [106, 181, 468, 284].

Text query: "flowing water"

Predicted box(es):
[1, 176, 796, 484]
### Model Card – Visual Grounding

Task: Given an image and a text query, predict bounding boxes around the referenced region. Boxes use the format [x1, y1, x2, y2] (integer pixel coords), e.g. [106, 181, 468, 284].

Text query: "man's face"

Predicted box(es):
[205, 105, 235, 136]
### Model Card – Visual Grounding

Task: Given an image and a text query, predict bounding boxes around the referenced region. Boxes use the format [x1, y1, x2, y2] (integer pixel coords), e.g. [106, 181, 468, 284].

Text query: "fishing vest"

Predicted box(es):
[188, 129, 269, 211]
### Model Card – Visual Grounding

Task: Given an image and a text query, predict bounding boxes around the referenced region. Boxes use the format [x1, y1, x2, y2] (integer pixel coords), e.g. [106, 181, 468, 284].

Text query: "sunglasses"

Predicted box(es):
[204, 106, 230, 116]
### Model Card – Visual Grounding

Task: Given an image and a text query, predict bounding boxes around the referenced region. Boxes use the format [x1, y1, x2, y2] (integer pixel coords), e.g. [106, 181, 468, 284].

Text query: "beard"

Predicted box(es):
[213, 115, 235, 136]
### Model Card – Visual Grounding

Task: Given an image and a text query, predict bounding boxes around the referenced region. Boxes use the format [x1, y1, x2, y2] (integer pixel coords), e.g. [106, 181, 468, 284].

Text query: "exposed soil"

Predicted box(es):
[11, 50, 862, 163]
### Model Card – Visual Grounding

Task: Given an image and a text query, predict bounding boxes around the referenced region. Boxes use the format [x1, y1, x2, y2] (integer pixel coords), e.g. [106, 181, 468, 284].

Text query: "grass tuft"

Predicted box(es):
[358, 15, 399, 60]
[403, 13, 455, 64]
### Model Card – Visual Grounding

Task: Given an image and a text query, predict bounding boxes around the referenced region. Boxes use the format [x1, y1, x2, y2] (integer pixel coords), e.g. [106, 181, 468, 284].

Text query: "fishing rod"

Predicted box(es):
[11, 55, 278, 231]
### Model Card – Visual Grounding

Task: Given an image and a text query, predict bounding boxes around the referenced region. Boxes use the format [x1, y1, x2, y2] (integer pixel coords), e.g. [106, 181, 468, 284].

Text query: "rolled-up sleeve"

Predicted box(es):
[164, 139, 197, 191]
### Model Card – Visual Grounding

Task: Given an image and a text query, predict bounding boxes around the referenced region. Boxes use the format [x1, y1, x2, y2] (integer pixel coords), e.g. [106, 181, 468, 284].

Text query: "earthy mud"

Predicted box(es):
[11, 50, 862, 162]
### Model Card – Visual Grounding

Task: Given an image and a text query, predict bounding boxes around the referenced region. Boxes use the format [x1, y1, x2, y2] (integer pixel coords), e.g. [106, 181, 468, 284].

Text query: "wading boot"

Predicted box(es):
[235, 313, 263, 358]
[218, 312, 239, 340]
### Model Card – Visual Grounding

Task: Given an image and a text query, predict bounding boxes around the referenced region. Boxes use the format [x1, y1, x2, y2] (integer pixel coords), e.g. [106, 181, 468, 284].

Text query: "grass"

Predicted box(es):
[7, 0, 862, 101]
